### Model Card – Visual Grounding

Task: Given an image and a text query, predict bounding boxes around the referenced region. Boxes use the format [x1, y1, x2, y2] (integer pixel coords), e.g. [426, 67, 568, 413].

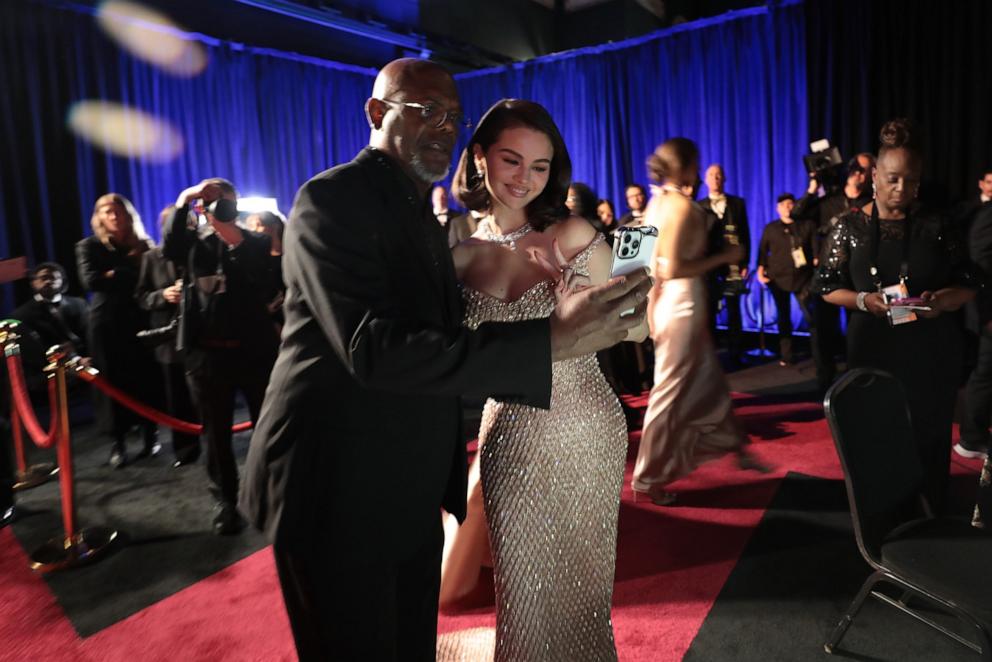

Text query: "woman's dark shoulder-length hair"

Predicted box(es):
[569, 182, 599, 221]
[451, 98, 571, 232]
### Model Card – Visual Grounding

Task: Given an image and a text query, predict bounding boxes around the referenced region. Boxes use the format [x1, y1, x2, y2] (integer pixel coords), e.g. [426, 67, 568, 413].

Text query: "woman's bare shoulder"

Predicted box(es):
[550, 215, 598, 256]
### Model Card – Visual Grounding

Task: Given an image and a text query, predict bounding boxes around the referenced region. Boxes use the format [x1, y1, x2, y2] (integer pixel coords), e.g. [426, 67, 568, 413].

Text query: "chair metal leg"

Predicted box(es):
[825, 571, 883, 654]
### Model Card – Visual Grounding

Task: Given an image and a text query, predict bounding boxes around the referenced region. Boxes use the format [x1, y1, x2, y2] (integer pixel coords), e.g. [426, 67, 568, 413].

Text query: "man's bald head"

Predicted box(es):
[365, 58, 461, 190]
[371, 58, 454, 101]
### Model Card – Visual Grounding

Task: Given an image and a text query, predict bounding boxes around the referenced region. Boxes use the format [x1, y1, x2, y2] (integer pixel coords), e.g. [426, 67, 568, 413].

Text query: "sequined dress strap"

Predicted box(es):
[568, 232, 606, 277]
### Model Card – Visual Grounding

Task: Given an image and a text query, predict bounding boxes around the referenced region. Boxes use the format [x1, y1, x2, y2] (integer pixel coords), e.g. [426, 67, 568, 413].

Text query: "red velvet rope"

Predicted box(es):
[5, 353, 59, 448]
[75, 367, 253, 434]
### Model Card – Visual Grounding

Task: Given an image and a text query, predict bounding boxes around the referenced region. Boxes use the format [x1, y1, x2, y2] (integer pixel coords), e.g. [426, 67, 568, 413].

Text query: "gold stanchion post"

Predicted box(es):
[29, 344, 117, 573]
[0, 321, 59, 490]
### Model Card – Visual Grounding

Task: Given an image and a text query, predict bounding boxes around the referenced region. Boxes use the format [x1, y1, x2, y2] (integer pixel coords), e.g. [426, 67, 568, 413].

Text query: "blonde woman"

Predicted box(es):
[76, 193, 160, 468]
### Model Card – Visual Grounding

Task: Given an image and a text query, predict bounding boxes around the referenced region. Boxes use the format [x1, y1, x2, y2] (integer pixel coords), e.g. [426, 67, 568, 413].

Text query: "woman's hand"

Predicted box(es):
[757, 266, 771, 286]
[916, 290, 943, 318]
[535, 239, 592, 304]
[863, 291, 889, 318]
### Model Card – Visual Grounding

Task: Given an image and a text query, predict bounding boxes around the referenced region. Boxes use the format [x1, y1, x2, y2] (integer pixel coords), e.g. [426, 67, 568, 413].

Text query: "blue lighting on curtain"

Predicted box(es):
[453, 0, 809, 332]
[3, 0, 808, 335]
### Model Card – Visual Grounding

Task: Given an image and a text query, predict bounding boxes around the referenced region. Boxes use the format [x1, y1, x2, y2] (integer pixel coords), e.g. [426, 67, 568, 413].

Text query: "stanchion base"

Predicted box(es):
[13, 463, 59, 491]
[30, 527, 118, 573]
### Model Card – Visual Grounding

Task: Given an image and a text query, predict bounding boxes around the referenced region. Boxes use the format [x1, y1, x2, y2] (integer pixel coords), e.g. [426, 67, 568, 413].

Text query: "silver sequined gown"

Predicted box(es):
[460, 233, 627, 662]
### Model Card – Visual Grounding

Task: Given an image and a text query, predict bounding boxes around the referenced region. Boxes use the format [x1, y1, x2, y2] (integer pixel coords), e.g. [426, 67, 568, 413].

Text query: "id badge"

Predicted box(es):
[791, 246, 807, 268]
[882, 282, 915, 325]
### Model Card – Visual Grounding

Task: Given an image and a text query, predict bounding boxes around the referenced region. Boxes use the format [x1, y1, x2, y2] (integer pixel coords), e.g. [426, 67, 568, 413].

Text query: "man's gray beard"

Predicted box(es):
[410, 151, 450, 183]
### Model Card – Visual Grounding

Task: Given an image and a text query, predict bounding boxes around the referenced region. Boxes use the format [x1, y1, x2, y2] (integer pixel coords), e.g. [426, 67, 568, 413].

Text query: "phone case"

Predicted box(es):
[610, 226, 659, 278]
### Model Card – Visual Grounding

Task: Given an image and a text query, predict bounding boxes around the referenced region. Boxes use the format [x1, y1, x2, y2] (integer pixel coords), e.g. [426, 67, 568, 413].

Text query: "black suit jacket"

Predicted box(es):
[969, 205, 992, 325]
[240, 148, 552, 558]
[701, 193, 751, 277]
[10, 295, 89, 384]
[135, 247, 180, 364]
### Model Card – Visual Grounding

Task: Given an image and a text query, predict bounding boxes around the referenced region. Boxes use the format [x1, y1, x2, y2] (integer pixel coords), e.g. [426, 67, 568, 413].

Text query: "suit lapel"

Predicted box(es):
[357, 149, 453, 324]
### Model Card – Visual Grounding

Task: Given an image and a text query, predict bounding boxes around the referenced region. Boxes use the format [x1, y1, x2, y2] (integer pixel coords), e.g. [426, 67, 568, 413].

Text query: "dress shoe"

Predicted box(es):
[212, 502, 245, 536]
[136, 441, 162, 460]
[172, 457, 197, 469]
[0, 505, 14, 528]
[108, 448, 128, 469]
[954, 441, 989, 460]
[632, 490, 677, 506]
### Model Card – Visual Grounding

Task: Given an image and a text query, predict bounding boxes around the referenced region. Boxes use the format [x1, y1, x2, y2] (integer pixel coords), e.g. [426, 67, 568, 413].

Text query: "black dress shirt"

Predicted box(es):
[757, 219, 816, 292]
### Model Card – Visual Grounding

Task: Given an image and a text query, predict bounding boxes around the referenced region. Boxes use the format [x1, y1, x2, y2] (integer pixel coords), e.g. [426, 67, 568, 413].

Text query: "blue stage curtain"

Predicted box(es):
[0, 1, 374, 308]
[454, 1, 809, 333]
[2, 0, 807, 337]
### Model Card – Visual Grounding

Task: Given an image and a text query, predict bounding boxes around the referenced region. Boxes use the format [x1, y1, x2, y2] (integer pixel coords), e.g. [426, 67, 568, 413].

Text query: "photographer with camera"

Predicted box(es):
[163, 179, 279, 534]
[794, 152, 875, 392]
[136, 205, 200, 468]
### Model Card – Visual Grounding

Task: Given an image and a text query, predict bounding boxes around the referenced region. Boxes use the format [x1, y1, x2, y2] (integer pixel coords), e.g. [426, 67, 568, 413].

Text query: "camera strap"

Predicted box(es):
[868, 203, 912, 293]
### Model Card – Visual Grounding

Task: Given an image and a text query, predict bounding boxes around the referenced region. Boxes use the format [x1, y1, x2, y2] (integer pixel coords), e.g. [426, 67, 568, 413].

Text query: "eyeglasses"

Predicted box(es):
[381, 99, 471, 130]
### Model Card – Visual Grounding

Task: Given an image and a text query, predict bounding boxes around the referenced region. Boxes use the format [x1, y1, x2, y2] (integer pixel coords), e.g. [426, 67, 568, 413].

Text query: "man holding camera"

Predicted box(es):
[163, 179, 279, 534]
[794, 153, 874, 392]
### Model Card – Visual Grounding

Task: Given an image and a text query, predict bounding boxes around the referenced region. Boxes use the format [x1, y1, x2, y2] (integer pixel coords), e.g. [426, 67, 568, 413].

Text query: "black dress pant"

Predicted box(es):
[185, 345, 274, 505]
[812, 295, 842, 391]
[723, 293, 744, 360]
[769, 284, 815, 363]
[274, 520, 443, 662]
[162, 361, 200, 462]
[962, 329, 992, 450]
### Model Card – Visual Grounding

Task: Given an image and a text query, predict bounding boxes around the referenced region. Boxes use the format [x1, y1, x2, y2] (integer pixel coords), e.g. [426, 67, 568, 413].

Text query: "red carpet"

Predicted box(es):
[1, 393, 983, 661]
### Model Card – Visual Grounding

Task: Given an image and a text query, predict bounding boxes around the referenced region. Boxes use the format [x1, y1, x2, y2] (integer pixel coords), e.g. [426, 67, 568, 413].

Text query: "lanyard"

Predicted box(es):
[868, 203, 912, 292]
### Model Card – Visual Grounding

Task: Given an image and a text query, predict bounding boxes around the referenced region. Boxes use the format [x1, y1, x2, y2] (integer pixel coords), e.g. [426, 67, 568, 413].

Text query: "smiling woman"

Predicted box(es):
[440, 98, 643, 662]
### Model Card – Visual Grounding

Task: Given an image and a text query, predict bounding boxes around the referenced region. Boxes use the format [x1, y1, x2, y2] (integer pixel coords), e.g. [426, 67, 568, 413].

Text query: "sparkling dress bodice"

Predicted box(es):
[443, 233, 627, 662]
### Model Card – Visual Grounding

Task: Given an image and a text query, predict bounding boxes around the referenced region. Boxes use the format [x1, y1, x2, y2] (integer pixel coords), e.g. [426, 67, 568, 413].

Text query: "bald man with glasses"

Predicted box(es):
[240, 58, 651, 660]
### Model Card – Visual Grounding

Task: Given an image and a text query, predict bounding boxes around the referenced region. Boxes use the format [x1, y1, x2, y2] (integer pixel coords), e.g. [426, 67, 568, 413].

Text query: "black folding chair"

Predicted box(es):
[823, 368, 992, 658]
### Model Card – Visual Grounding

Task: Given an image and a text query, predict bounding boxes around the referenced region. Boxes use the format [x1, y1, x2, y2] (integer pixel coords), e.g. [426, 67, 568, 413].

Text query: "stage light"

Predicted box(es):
[238, 197, 280, 213]
[97, 1, 208, 77]
[67, 101, 185, 162]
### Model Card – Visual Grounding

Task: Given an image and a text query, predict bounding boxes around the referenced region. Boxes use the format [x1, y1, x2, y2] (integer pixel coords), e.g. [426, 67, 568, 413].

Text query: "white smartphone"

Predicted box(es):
[610, 226, 658, 317]
[610, 226, 658, 278]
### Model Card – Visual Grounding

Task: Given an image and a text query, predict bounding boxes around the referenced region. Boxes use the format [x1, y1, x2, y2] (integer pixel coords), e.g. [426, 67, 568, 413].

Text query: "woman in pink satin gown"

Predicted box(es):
[632, 137, 756, 505]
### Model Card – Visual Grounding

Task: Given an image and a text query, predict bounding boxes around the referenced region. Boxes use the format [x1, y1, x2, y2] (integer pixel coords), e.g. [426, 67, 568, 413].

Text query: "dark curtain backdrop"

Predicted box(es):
[1, 0, 809, 333]
[454, 0, 809, 332]
[0, 0, 374, 308]
[807, 0, 992, 207]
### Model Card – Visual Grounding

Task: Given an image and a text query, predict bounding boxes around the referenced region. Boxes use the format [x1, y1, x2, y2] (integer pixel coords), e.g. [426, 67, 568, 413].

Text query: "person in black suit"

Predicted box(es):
[755, 194, 816, 365]
[76, 194, 161, 468]
[11, 262, 89, 382]
[135, 206, 200, 468]
[163, 179, 279, 535]
[793, 153, 875, 391]
[701, 164, 751, 363]
[959, 203, 992, 459]
[617, 183, 647, 227]
[238, 58, 651, 661]
[953, 167, 992, 232]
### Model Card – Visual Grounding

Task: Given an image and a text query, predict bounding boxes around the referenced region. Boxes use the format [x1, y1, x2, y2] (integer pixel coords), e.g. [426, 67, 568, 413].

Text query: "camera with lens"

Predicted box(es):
[802, 138, 843, 180]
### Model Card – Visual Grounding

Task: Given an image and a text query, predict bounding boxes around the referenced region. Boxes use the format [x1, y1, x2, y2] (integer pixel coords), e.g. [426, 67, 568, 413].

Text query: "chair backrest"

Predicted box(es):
[824, 368, 926, 564]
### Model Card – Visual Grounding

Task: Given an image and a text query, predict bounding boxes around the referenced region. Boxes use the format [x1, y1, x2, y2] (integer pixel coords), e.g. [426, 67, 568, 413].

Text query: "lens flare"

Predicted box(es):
[97, 1, 208, 77]
[67, 101, 185, 162]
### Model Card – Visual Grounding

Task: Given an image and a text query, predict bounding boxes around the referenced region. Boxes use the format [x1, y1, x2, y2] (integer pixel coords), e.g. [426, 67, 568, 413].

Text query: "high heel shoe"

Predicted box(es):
[632, 490, 677, 506]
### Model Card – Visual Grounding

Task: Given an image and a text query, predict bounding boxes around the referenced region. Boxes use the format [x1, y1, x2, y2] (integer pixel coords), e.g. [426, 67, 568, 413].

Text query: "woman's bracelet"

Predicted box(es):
[856, 291, 869, 311]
